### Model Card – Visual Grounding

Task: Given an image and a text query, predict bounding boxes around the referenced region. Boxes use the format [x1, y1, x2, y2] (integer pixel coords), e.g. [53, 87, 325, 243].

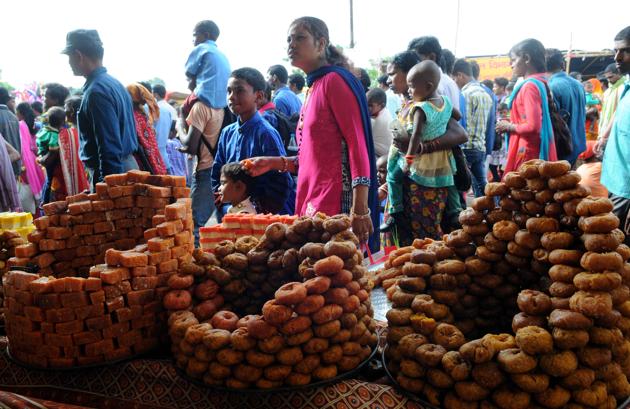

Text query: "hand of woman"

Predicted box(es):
[496, 120, 514, 134]
[351, 214, 373, 245]
[241, 157, 276, 177]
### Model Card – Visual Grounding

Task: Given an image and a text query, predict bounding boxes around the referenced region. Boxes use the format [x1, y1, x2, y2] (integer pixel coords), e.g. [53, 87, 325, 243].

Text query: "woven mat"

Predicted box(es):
[0, 336, 422, 409]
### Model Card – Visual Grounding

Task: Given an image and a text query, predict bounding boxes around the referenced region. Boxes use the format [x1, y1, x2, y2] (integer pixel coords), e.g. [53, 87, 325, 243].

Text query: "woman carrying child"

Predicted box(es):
[384, 51, 467, 245]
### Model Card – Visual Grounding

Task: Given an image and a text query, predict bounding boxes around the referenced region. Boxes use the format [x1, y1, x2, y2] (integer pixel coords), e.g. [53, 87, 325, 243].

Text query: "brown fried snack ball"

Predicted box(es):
[447, 229, 473, 247]
[481, 334, 516, 352]
[526, 217, 560, 233]
[484, 233, 508, 253]
[608, 374, 630, 399]
[463, 221, 490, 237]
[510, 188, 535, 202]
[387, 326, 415, 343]
[443, 392, 480, 408]
[549, 309, 593, 330]
[534, 385, 571, 408]
[507, 241, 532, 257]
[398, 334, 429, 358]
[486, 209, 513, 225]
[581, 251, 624, 272]
[386, 308, 413, 326]
[512, 313, 547, 332]
[545, 202, 564, 217]
[539, 160, 571, 178]
[499, 196, 521, 211]
[551, 327, 589, 350]
[579, 213, 620, 234]
[434, 259, 467, 275]
[400, 359, 426, 378]
[484, 182, 509, 197]
[572, 381, 608, 407]
[523, 199, 545, 215]
[492, 386, 531, 409]
[548, 170, 581, 190]
[396, 374, 424, 393]
[465, 256, 492, 276]
[548, 264, 582, 283]
[414, 343, 447, 367]
[492, 220, 519, 241]
[589, 327, 623, 346]
[570, 291, 613, 319]
[540, 231, 574, 250]
[511, 372, 550, 394]
[517, 290, 552, 316]
[432, 323, 466, 350]
[469, 361, 504, 390]
[476, 246, 503, 262]
[596, 362, 623, 382]
[578, 346, 612, 368]
[459, 208, 485, 226]
[514, 230, 541, 250]
[504, 171, 527, 188]
[574, 272, 622, 292]
[426, 367, 454, 389]
[497, 348, 537, 374]
[454, 381, 490, 402]
[216, 348, 245, 366]
[515, 326, 553, 355]
[459, 339, 495, 364]
[560, 367, 596, 391]
[535, 188, 555, 204]
[540, 350, 578, 377]
[519, 159, 543, 178]
[577, 197, 614, 216]
[441, 350, 471, 381]
[549, 249, 583, 266]
[549, 281, 576, 298]
[472, 196, 496, 212]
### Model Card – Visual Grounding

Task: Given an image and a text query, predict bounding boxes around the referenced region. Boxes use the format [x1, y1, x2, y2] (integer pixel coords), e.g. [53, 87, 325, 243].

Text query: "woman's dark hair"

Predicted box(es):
[482, 79, 494, 90]
[510, 38, 547, 73]
[43, 83, 70, 107]
[64, 95, 82, 123]
[221, 162, 253, 193]
[358, 68, 371, 92]
[231, 67, 266, 92]
[288, 74, 305, 91]
[31, 101, 43, 115]
[291, 16, 349, 69]
[16, 102, 36, 135]
[391, 51, 421, 73]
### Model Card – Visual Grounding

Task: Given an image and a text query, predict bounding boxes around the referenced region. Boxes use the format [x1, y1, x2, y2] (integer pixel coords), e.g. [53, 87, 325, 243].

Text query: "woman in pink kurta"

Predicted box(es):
[245, 16, 377, 247]
[497, 39, 557, 174]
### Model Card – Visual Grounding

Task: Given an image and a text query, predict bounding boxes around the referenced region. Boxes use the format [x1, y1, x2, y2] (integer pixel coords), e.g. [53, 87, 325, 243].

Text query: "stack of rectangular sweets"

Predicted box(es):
[2, 170, 193, 368]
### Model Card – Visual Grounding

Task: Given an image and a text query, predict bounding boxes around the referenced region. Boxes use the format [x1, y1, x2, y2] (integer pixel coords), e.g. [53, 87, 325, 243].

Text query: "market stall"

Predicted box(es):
[1, 160, 630, 408]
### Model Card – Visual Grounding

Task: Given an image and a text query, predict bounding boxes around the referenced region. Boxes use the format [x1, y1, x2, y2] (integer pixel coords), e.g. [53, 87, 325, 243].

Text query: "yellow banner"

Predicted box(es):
[467, 56, 512, 81]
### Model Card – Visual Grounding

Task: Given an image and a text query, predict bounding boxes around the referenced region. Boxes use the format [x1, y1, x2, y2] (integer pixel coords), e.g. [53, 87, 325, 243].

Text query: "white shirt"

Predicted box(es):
[385, 89, 402, 118]
[228, 197, 257, 214]
[371, 108, 393, 158]
[438, 71, 461, 111]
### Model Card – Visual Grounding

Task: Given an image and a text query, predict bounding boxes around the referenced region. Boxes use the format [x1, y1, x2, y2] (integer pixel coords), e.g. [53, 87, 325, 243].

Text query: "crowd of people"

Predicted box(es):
[1, 18, 629, 251]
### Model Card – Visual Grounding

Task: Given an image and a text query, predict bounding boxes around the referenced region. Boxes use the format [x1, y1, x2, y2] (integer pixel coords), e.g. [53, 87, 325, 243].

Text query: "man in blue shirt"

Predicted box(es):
[546, 48, 587, 165]
[63, 29, 138, 189]
[152, 84, 177, 174]
[267, 65, 302, 117]
[212, 68, 294, 215]
[601, 25, 630, 245]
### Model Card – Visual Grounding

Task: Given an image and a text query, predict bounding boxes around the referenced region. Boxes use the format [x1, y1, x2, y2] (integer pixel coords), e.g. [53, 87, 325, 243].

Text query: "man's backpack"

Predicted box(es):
[267, 109, 299, 153]
[543, 84, 573, 160]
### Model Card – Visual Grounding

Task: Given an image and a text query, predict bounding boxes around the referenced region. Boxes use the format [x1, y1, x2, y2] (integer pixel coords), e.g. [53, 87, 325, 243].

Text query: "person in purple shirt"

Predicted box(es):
[266, 65, 302, 117]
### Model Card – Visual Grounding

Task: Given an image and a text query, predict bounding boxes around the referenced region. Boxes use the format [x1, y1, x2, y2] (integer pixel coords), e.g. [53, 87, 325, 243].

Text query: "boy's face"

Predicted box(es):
[219, 174, 244, 204]
[368, 102, 384, 118]
[227, 77, 260, 116]
[377, 158, 387, 185]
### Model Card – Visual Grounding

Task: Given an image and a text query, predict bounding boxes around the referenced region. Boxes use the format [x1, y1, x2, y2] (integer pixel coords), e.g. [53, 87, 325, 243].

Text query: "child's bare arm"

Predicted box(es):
[451, 107, 462, 122]
[407, 109, 426, 157]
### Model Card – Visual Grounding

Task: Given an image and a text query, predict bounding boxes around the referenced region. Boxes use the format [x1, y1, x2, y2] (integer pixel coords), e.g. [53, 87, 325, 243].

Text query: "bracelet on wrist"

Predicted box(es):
[351, 208, 371, 219]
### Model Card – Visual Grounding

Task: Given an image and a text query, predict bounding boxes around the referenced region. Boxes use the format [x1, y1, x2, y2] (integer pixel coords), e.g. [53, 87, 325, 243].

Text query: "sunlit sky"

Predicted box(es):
[0, 0, 628, 93]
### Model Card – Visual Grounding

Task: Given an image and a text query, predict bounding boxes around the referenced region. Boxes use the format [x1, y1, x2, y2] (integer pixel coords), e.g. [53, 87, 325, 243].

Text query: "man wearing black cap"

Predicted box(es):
[62, 29, 139, 189]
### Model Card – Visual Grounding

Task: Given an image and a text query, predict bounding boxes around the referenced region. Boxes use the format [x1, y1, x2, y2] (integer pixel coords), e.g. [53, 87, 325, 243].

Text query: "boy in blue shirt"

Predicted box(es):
[211, 68, 295, 215]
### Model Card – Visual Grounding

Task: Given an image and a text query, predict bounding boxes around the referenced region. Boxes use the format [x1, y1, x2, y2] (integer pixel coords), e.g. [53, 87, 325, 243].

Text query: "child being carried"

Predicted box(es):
[384, 60, 461, 231]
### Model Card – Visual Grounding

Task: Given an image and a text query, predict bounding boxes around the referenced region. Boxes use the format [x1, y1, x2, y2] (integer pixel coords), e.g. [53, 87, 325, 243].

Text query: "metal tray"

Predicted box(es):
[175, 343, 379, 394]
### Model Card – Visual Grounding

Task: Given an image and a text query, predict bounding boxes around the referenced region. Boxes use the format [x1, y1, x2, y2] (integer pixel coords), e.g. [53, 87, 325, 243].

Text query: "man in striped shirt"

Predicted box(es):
[452, 59, 493, 198]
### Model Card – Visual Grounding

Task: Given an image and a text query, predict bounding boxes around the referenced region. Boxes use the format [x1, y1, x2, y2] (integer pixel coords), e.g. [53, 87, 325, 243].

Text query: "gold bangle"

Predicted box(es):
[351, 208, 371, 219]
